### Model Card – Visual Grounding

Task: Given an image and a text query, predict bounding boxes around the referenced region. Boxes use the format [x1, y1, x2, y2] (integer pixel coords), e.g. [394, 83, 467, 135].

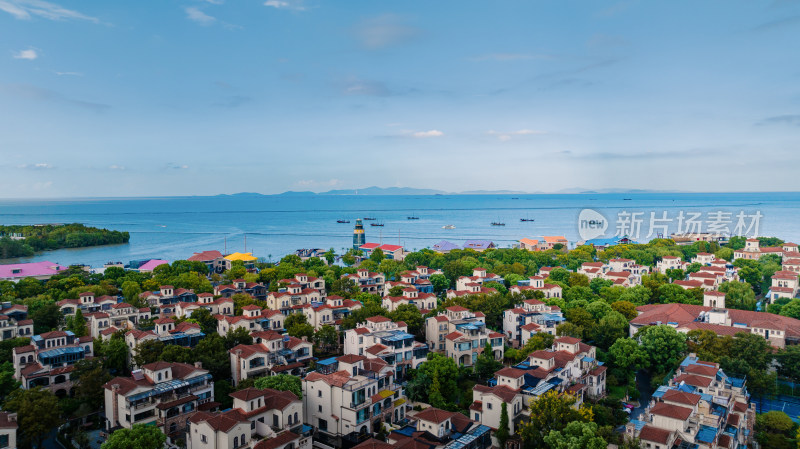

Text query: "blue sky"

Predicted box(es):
[2, 0, 800, 198]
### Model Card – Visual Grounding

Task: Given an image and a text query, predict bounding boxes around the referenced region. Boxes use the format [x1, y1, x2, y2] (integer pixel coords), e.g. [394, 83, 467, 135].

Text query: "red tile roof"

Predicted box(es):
[414, 408, 456, 424]
[639, 425, 672, 444]
[650, 402, 693, 420]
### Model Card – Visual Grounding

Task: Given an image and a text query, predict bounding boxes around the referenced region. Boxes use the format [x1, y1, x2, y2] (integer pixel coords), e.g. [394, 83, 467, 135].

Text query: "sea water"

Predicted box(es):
[0, 192, 798, 267]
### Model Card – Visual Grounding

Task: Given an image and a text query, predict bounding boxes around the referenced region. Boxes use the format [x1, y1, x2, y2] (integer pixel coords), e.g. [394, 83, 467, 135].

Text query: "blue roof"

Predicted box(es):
[39, 346, 84, 358]
[463, 240, 494, 249]
[585, 236, 636, 246]
[629, 419, 647, 431]
[696, 425, 718, 444]
[394, 426, 416, 437]
[652, 386, 670, 399]
[317, 357, 338, 366]
[432, 240, 460, 251]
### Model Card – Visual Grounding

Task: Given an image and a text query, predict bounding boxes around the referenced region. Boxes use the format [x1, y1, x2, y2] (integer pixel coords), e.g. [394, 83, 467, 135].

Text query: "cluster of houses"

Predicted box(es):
[627, 355, 755, 449]
[6, 234, 794, 449]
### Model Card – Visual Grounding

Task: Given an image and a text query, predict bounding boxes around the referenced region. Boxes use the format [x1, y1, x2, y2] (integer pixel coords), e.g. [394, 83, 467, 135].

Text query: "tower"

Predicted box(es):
[353, 219, 365, 249]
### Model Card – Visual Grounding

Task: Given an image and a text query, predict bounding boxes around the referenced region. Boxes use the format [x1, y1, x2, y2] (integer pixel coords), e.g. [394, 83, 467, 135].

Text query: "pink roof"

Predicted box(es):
[0, 261, 68, 279]
[139, 259, 169, 271]
[359, 243, 381, 250]
[379, 244, 403, 252]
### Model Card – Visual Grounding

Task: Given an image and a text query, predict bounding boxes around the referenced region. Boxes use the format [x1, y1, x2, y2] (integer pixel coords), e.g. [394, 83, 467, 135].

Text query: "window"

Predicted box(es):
[241, 434, 245, 446]
[234, 437, 239, 448]
[318, 405, 322, 412]
[474, 413, 479, 421]
[201, 435, 207, 443]
[487, 403, 492, 410]
[319, 419, 328, 431]
[251, 421, 256, 430]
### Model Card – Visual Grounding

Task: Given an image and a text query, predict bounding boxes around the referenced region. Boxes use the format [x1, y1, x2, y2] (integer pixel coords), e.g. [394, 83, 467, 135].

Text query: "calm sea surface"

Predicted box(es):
[0, 193, 798, 268]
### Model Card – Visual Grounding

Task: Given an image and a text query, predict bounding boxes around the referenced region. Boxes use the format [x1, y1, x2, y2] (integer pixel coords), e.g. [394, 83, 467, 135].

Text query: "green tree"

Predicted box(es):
[121, 280, 143, 305]
[519, 390, 593, 449]
[387, 285, 405, 297]
[4, 387, 62, 449]
[718, 281, 757, 311]
[370, 248, 385, 263]
[592, 311, 628, 351]
[637, 325, 687, 373]
[31, 303, 64, 334]
[387, 304, 424, 336]
[496, 402, 510, 448]
[96, 334, 129, 375]
[66, 308, 88, 337]
[160, 345, 191, 363]
[608, 338, 647, 383]
[186, 307, 219, 335]
[288, 323, 314, 339]
[102, 424, 167, 449]
[776, 345, 800, 381]
[133, 340, 165, 367]
[253, 374, 303, 398]
[610, 300, 637, 320]
[755, 411, 796, 449]
[313, 325, 339, 353]
[416, 353, 460, 406]
[324, 248, 336, 265]
[224, 326, 254, 350]
[192, 334, 231, 380]
[779, 299, 800, 319]
[543, 421, 607, 449]
[284, 312, 308, 329]
[429, 274, 450, 293]
[72, 358, 112, 411]
[475, 342, 502, 380]
[0, 361, 20, 403]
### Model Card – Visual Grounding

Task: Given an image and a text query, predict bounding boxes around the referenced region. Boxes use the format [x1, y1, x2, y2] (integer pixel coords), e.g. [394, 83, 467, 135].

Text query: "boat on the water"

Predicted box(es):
[370, 223, 384, 227]
[442, 224, 456, 229]
[363, 217, 376, 220]
[491, 222, 505, 226]
[407, 216, 419, 220]
[336, 219, 350, 223]
[520, 218, 534, 222]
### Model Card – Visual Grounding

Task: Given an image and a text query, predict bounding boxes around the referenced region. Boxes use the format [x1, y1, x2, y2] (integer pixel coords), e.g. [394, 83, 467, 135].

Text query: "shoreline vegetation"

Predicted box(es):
[0, 224, 130, 259]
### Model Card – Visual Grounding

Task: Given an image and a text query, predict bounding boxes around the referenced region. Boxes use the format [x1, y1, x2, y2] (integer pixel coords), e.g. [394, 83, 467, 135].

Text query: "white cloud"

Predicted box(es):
[469, 53, 543, 62]
[411, 130, 443, 138]
[19, 163, 54, 170]
[109, 165, 126, 170]
[0, 0, 98, 22]
[353, 14, 421, 49]
[185, 6, 215, 25]
[12, 48, 37, 60]
[488, 129, 546, 141]
[264, 0, 306, 11]
[55, 71, 82, 76]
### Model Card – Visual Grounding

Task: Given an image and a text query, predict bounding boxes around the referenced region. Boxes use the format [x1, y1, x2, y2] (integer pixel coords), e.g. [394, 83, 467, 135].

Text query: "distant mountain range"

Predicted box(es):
[272, 186, 685, 196]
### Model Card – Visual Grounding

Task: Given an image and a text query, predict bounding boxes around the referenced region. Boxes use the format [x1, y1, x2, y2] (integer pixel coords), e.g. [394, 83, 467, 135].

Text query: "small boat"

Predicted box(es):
[407, 216, 420, 220]
[363, 217, 376, 220]
[370, 223, 384, 227]
[623, 198, 632, 201]
[336, 219, 350, 223]
[442, 224, 455, 229]
[520, 218, 535, 222]
[491, 222, 505, 226]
